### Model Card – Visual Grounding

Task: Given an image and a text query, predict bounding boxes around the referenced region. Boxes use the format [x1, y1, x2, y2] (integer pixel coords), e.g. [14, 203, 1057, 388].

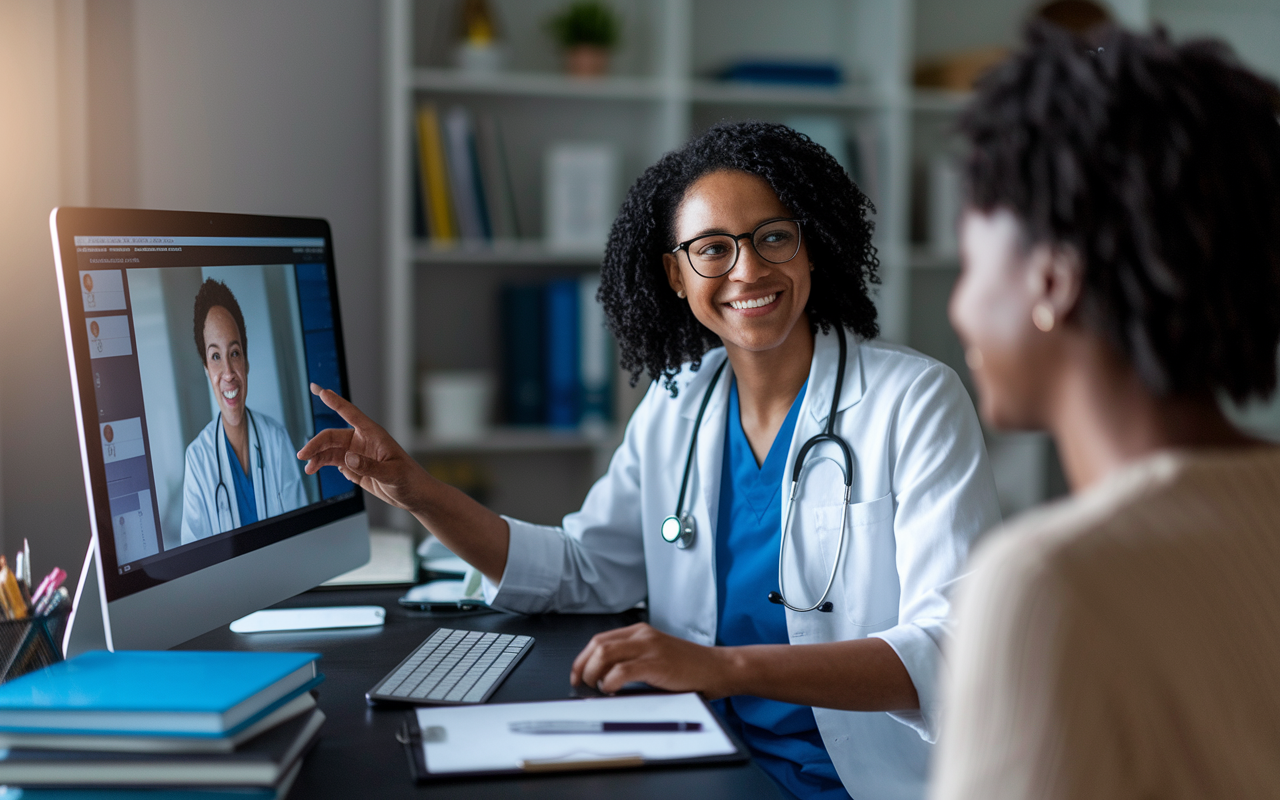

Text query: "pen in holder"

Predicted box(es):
[0, 607, 70, 685]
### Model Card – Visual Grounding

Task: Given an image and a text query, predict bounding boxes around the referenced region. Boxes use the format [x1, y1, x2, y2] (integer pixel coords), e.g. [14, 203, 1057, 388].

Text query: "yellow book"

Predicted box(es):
[417, 104, 457, 243]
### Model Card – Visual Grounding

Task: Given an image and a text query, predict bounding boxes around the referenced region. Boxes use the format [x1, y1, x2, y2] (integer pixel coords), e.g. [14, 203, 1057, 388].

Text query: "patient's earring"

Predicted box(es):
[965, 347, 984, 370]
[1032, 303, 1055, 332]
[676, 289, 686, 298]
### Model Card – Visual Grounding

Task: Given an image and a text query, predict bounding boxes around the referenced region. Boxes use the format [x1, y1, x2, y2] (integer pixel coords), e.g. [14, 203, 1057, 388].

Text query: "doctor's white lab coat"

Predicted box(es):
[180, 409, 309, 544]
[482, 327, 1002, 800]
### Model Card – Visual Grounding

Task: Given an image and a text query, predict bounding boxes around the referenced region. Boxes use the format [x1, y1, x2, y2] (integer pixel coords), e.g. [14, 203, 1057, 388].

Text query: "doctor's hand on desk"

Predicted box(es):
[571, 623, 735, 699]
[296, 384, 512, 582]
[571, 622, 921, 712]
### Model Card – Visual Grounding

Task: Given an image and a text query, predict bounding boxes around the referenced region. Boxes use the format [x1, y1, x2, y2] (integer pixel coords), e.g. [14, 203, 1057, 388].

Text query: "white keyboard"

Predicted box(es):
[366, 627, 533, 705]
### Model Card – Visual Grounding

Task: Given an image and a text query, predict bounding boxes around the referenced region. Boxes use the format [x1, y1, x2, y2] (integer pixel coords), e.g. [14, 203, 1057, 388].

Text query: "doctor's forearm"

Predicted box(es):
[407, 471, 510, 584]
[717, 637, 919, 712]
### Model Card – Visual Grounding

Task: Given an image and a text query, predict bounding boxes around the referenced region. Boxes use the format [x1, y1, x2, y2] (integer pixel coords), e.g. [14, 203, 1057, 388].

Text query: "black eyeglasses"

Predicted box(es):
[671, 218, 803, 278]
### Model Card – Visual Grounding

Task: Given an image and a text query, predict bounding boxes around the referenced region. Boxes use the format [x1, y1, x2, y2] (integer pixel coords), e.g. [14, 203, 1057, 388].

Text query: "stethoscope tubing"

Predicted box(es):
[665, 326, 854, 614]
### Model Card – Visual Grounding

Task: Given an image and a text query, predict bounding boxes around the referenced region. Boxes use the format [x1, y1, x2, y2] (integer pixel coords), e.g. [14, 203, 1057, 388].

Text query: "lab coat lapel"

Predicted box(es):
[692, 358, 732, 552]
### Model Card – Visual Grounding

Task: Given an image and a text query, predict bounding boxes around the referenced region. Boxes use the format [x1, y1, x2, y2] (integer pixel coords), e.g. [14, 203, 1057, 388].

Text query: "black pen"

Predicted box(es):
[509, 720, 702, 734]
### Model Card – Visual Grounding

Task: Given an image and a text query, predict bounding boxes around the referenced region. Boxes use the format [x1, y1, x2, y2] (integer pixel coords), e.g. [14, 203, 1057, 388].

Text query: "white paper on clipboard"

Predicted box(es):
[415, 692, 735, 774]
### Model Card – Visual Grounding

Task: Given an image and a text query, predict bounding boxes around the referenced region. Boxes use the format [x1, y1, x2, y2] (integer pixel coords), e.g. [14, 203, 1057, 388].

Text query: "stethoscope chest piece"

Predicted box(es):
[660, 514, 695, 549]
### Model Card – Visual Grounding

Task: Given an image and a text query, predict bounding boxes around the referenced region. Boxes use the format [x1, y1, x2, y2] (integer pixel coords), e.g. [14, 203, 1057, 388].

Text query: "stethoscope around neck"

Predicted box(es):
[214, 408, 265, 531]
[660, 326, 854, 613]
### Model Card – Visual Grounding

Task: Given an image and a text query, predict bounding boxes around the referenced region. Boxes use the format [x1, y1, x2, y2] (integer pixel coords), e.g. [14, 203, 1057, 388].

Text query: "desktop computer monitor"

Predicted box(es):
[50, 207, 370, 654]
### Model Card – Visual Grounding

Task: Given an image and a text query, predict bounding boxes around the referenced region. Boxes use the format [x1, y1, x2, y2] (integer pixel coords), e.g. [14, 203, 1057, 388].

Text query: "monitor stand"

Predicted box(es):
[63, 539, 108, 658]
[63, 540, 386, 658]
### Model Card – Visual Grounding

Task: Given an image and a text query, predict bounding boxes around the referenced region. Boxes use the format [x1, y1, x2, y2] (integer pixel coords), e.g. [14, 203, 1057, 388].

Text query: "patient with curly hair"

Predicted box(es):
[933, 22, 1280, 800]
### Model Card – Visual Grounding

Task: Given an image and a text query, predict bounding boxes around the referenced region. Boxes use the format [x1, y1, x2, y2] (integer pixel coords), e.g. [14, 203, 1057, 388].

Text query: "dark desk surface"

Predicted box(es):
[179, 587, 783, 799]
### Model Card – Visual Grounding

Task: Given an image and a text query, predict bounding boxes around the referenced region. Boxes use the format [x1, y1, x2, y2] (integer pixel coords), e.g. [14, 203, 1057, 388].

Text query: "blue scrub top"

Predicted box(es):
[712, 379, 850, 800]
[225, 432, 258, 526]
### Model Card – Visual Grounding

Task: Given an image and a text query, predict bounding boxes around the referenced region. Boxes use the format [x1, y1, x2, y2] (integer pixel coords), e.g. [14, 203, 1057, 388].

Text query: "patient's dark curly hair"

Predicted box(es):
[961, 22, 1280, 402]
[193, 279, 248, 365]
[599, 121, 879, 392]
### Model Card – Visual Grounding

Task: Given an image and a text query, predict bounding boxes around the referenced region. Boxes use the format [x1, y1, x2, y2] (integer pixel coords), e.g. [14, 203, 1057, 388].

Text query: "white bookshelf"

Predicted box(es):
[385, 0, 1188, 522]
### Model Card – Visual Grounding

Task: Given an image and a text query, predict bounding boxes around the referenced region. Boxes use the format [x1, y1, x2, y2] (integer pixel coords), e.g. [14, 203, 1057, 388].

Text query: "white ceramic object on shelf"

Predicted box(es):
[421, 370, 494, 442]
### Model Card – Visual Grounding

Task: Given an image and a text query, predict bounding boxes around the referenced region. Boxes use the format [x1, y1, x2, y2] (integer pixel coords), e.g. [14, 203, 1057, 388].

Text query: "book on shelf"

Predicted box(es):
[415, 103, 457, 243]
[0, 707, 324, 788]
[443, 106, 489, 243]
[500, 283, 545, 426]
[499, 275, 613, 432]
[544, 278, 580, 428]
[0, 650, 321, 737]
[474, 113, 521, 240]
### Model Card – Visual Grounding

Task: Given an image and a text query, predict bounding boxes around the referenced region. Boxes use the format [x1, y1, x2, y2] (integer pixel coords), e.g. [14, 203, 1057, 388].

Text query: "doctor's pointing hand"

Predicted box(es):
[299, 122, 1000, 800]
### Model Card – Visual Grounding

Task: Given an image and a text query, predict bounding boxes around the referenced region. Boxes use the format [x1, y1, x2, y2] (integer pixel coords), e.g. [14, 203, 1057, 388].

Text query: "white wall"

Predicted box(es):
[0, 0, 385, 584]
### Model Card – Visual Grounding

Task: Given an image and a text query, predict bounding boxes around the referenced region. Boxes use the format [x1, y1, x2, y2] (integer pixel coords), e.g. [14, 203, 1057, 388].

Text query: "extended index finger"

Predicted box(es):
[310, 383, 376, 431]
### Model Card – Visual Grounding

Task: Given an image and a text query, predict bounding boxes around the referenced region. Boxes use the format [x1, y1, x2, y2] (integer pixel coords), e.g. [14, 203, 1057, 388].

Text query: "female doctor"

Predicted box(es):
[299, 122, 1000, 800]
[181, 279, 308, 543]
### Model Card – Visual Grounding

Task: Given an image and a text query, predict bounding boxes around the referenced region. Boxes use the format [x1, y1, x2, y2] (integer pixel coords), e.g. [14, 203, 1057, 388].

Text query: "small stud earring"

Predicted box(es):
[965, 347, 984, 370]
[1032, 303, 1055, 332]
[676, 289, 686, 299]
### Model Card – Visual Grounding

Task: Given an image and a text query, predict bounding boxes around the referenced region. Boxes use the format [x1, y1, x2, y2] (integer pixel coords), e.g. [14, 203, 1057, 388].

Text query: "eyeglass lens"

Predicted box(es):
[683, 219, 801, 277]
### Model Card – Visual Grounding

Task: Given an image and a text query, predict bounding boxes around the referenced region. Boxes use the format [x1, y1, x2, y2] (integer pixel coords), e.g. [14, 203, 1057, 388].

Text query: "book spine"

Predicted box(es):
[474, 113, 518, 241]
[417, 104, 457, 243]
[465, 122, 493, 240]
[544, 279, 580, 428]
[578, 274, 611, 427]
[410, 124, 426, 240]
[500, 284, 545, 425]
[443, 106, 484, 243]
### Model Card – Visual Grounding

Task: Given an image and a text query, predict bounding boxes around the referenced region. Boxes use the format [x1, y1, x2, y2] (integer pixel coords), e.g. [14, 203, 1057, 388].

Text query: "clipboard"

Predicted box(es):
[399, 694, 749, 782]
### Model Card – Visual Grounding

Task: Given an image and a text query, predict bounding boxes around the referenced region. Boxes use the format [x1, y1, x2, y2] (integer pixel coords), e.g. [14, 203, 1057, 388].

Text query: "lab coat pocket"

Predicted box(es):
[814, 493, 898, 628]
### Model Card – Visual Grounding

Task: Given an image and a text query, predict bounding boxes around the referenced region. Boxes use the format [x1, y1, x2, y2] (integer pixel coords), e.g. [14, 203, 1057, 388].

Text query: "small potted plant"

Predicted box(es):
[547, 2, 620, 78]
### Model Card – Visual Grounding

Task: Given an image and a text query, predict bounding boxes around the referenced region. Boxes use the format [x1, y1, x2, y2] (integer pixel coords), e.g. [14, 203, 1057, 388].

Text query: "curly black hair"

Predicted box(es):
[599, 121, 879, 393]
[960, 22, 1280, 403]
[193, 279, 247, 365]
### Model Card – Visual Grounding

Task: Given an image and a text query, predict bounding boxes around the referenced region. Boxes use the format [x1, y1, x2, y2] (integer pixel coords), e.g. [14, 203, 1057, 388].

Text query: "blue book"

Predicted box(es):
[500, 283, 545, 425]
[0, 651, 321, 737]
[544, 278, 580, 427]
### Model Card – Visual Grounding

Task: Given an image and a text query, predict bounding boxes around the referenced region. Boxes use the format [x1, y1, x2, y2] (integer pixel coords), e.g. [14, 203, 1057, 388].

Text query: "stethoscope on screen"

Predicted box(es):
[660, 326, 854, 613]
[214, 408, 265, 532]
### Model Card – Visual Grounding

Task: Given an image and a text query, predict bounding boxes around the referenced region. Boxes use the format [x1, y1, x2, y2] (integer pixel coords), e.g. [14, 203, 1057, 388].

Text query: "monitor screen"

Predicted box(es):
[55, 214, 365, 606]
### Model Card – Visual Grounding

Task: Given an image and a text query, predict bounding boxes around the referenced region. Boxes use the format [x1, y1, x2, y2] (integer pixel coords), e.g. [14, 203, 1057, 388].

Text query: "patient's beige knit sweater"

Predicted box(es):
[931, 447, 1280, 800]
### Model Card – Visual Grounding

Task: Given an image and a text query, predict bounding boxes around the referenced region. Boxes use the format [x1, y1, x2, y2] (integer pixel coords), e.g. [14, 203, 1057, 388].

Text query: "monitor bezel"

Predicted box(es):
[52, 207, 365, 603]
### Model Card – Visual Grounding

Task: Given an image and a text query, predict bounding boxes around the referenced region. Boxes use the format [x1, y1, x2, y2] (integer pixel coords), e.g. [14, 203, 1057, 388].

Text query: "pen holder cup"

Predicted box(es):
[0, 609, 69, 685]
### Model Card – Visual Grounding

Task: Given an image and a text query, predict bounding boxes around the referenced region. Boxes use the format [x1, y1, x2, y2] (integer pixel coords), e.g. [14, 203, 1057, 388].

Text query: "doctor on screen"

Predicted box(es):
[181, 279, 307, 544]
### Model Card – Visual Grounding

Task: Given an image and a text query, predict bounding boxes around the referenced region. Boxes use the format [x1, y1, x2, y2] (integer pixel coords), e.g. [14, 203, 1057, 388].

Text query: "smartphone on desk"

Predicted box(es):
[398, 575, 490, 613]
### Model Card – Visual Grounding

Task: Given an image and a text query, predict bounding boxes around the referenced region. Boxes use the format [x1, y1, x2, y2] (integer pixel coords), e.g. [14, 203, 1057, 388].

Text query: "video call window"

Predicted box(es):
[74, 237, 354, 574]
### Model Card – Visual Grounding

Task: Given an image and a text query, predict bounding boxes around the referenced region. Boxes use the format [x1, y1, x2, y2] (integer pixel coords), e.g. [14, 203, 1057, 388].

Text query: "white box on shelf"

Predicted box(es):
[421, 370, 494, 442]
[544, 142, 619, 251]
[928, 152, 962, 258]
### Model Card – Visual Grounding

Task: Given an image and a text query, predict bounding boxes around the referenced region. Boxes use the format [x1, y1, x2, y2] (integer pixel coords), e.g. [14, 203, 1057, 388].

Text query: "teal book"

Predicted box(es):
[0, 651, 320, 737]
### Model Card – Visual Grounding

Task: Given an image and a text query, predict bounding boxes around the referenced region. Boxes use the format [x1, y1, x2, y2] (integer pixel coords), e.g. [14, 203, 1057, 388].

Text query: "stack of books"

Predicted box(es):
[415, 103, 520, 247]
[0, 650, 324, 798]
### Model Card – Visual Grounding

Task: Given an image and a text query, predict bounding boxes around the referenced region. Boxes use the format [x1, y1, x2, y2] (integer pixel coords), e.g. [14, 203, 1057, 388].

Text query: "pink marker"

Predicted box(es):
[30, 567, 66, 610]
